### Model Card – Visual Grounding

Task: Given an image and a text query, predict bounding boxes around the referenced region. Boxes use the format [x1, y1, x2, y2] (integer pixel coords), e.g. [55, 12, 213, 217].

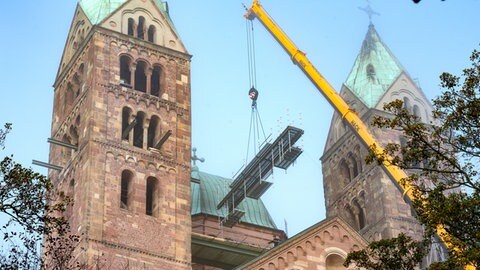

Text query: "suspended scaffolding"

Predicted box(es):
[218, 17, 304, 228]
[217, 125, 303, 213]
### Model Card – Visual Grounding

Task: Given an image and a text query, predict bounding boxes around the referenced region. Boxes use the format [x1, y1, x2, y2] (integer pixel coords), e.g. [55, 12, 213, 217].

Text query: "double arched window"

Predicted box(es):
[64, 63, 86, 114]
[120, 170, 160, 217]
[338, 150, 363, 187]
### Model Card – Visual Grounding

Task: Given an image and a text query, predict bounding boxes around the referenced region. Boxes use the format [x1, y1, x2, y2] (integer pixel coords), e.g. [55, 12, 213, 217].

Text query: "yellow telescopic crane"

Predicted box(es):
[245, 1, 474, 269]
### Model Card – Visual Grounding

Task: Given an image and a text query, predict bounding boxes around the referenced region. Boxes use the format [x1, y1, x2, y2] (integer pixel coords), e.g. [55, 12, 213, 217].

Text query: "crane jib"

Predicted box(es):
[246, 1, 475, 269]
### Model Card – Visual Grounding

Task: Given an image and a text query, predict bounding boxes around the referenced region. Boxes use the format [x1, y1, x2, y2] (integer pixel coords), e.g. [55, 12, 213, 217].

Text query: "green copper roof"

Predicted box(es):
[79, 0, 126, 24]
[79, 0, 170, 25]
[191, 168, 278, 229]
[345, 24, 404, 108]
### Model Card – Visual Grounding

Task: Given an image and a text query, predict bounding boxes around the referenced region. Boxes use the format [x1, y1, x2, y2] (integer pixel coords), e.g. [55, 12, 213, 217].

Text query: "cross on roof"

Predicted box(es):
[358, 0, 380, 24]
[191, 147, 205, 166]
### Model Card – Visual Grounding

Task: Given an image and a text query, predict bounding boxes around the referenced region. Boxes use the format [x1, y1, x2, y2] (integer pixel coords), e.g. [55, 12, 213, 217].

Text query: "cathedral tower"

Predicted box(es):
[48, 0, 192, 268]
[321, 24, 434, 243]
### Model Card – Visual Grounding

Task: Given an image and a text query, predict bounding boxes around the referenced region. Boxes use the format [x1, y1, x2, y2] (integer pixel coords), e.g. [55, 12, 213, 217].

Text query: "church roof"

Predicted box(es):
[344, 24, 405, 108]
[79, 0, 171, 25]
[191, 167, 278, 229]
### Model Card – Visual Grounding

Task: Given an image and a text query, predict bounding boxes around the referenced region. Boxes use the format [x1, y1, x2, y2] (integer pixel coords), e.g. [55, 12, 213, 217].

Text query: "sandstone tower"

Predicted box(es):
[48, 0, 192, 268]
[321, 24, 434, 243]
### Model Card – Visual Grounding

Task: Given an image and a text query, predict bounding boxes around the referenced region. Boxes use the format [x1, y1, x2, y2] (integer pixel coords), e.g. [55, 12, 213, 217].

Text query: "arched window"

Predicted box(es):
[403, 97, 411, 112]
[349, 154, 359, 179]
[353, 199, 366, 230]
[151, 65, 162, 97]
[147, 115, 160, 148]
[73, 73, 81, 98]
[413, 105, 421, 121]
[75, 115, 81, 127]
[137, 16, 145, 40]
[146, 176, 159, 216]
[133, 112, 145, 148]
[62, 134, 72, 161]
[122, 107, 133, 141]
[65, 83, 74, 113]
[121, 170, 134, 210]
[78, 63, 85, 78]
[128, 18, 135, 36]
[325, 254, 346, 270]
[345, 205, 358, 230]
[339, 159, 351, 185]
[69, 124, 79, 146]
[120, 55, 132, 86]
[366, 64, 375, 81]
[148, 25, 156, 43]
[134, 61, 147, 92]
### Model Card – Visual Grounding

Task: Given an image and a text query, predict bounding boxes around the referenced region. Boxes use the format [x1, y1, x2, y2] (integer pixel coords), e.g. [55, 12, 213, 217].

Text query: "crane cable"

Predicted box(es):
[245, 19, 267, 165]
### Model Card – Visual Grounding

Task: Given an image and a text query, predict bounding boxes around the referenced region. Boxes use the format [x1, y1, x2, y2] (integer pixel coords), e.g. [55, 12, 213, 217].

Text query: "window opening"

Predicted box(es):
[133, 112, 145, 148]
[147, 116, 160, 148]
[122, 107, 134, 140]
[137, 16, 145, 40]
[128, 18, 135, 36]
[151, 65, 161, 97]
[146, 177, 158, 216]
[134, 61, 147, 92]
[121, 170, 133, 209]
[403, 97, 411, 112]
[325, 254, 345, 270]
[366, 64, 376, 80]
[62, 134, 72, 161]
[69, 125, 79, 146]
[66, 83, 74, 109]
[73, 73, 81, 98]
[148, 25, 156, 43]
[340, 159, 351, 184]
[413, 105, 421, 121]
[120, 56, 131, 86]
[354, 199, 366, 229]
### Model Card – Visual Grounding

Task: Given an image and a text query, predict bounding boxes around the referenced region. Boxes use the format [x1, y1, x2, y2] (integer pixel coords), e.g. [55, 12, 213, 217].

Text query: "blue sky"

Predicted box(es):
[0, 0, 478, 237]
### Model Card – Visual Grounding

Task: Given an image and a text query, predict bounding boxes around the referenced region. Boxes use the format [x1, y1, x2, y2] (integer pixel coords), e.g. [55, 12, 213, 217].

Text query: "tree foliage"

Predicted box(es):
[344, 233, 428, 270]
[0, 123, 79, 269]
[346, 49, 480, 269]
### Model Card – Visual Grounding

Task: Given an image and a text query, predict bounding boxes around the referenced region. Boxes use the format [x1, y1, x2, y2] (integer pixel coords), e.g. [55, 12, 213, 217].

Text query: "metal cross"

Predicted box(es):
[358, 0, 380, 24]
[191, 147, 205, 166]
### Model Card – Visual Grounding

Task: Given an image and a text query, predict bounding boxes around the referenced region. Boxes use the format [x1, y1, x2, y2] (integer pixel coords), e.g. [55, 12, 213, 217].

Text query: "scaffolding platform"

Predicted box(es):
[221, 208, 246, 228]
[217, 126, 304, 212]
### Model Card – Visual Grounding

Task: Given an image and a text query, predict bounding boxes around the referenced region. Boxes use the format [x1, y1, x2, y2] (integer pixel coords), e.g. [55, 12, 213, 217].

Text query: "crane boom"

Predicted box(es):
[245, 1, 473, 269]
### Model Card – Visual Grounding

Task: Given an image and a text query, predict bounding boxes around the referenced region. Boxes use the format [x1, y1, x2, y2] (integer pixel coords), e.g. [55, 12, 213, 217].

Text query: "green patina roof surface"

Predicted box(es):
[345, 24, 405, 108]
[79, 0, 171, 25]
[191, 167, 278, 229]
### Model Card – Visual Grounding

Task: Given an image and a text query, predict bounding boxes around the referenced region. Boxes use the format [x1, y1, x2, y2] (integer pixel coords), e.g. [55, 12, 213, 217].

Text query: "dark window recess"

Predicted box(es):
[133, 113, 145, 148]
[120, 170, 133, 209]
[137, 16, 145, 40]
[148, 25, 155, 42]
[151, 66, 161, 97]
[147, 116, 160, 148]
[120, 56, 131, 86]
[146, 177, 158, 216]
[134, 61, 147, 92]
[122, 107, 132, 140]
[128, 18, 135, 36]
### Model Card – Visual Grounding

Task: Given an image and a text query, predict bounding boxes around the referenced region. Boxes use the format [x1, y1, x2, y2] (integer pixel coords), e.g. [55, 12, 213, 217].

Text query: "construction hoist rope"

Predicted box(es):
[245, 19, 267, 165]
